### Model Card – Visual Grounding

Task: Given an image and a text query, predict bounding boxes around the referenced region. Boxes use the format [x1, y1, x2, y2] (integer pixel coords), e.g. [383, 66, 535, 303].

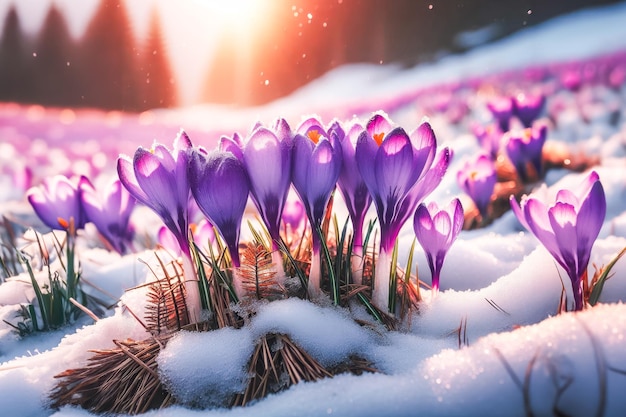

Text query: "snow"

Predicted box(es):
[158, 327, 255, 408]
[1, 2, 626, 417]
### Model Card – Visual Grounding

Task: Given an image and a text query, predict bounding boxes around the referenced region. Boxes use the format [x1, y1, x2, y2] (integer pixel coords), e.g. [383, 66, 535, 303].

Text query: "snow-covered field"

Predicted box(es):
[1, 2, 626, 417]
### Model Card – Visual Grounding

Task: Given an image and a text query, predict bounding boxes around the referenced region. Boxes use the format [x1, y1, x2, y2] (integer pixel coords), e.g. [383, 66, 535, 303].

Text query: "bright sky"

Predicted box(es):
[0, 0, 271, 105]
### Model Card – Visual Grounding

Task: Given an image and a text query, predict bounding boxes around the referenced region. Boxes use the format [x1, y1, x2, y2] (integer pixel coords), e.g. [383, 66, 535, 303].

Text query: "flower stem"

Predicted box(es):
[372, 248, 391, 312]
[430, 274, 440, 302]
[180, 253, 202, 324]
[308, 247, 322, 297]
[271, 244, 286, 286]
[351, 245, 364, 286]
[231, 268, 245, 301]
[573, 275, 585, 311]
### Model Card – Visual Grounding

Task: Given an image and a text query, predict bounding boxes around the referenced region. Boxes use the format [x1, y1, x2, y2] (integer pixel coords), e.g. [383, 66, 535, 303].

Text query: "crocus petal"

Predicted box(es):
[151, 143, 177, 174]
[574, 177, 606, 277]
[354, 130, 379, 195]
[548, 202, 579, 278]
[409, 122, 437, 181]
[399, 147, 452, 226]
[432, 211, 452, 248]
[175, 130, 193, 150]
[291, 134, 314, 202]
[451, 198, 464, 239]
[117, 155, 150, 206]
[220, 136, 244, 161]
[414, 204, 434, 238]
[307, 139, 342, 221]
[524, 198, 566, 268]
[134, 148, 178, 219]
[272, 118, 292, 143]
[374, 128, 419, 209]
[296, 116, 326, 136]
[158, 226, 180, 255]
[366, 112, 393, 140]
[555, 189, 580, 207]
[327, 119, 346, 142]
[509, 195, 530, 231]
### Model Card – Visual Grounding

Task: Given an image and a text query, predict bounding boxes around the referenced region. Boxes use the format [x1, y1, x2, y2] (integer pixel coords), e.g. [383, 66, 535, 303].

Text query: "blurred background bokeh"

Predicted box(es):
[0, 0, 621, 111]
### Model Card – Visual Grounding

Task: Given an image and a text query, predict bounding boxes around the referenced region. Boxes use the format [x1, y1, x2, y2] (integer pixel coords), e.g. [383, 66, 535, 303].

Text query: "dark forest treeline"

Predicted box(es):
[0, 0, 621, 110]
[0, 0, 175, 111]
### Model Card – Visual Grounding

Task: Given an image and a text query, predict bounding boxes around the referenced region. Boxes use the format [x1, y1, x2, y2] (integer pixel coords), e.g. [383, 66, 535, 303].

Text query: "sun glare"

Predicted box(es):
[194, 0, 269, 26]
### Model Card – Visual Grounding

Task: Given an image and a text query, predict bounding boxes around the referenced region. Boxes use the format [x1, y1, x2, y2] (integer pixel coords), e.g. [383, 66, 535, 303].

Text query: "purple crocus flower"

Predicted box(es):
[282, 195, 305, 232]
[457, 153, 497, 221]
[413, 199, 464, 293]
[355, 113, 441, 311]
[471, 122, 502, 159]
[81, 179, 136, 255]
[117, 131, 202, 323]
[510, 171, 606, 311]
[335, 121, 373, 285]
[561, 69, 582, 91]
[1, 162, 32, 202]
[504, 125, 547, 183]
[27, 174, 90, 234]
[189, 148, 250, 276]
[242, 119, 293, 251]
[117, 131, 192, 256]
[487, 96, 514, 132]
[159, 219, 215, 256]
[512, 92, 545, 128]
[292, 117, 343, 296]
[336, 121, 372, 249]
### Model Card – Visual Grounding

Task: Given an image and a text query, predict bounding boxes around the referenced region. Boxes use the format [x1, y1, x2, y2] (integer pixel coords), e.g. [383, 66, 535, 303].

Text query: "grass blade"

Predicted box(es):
[589, 246, 626, 306]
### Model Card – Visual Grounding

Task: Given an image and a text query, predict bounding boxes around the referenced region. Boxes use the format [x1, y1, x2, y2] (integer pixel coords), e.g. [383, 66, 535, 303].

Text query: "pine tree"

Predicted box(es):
[0, 6, 34, 102]
[33, 5, 81, 106]
[137, 8, 177, 109]
[77, 0, 141, 111]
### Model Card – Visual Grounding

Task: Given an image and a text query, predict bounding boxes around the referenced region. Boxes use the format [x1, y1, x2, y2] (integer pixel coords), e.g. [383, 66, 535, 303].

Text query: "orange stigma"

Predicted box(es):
[307, 130, 322, 144]
[58, 217, 69, 229]
[373, 132, 385, 146]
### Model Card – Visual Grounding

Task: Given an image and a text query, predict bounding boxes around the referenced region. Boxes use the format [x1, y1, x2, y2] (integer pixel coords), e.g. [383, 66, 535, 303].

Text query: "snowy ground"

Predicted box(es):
[1, 2, 626, 417]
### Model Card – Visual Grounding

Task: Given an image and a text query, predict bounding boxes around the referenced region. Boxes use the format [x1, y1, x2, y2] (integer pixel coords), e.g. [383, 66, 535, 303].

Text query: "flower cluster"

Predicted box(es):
[27, 174, 135, 254]
[25, 106, 608, 319]
[458, 91, 547, 225]
[108, 113, 454, 315]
